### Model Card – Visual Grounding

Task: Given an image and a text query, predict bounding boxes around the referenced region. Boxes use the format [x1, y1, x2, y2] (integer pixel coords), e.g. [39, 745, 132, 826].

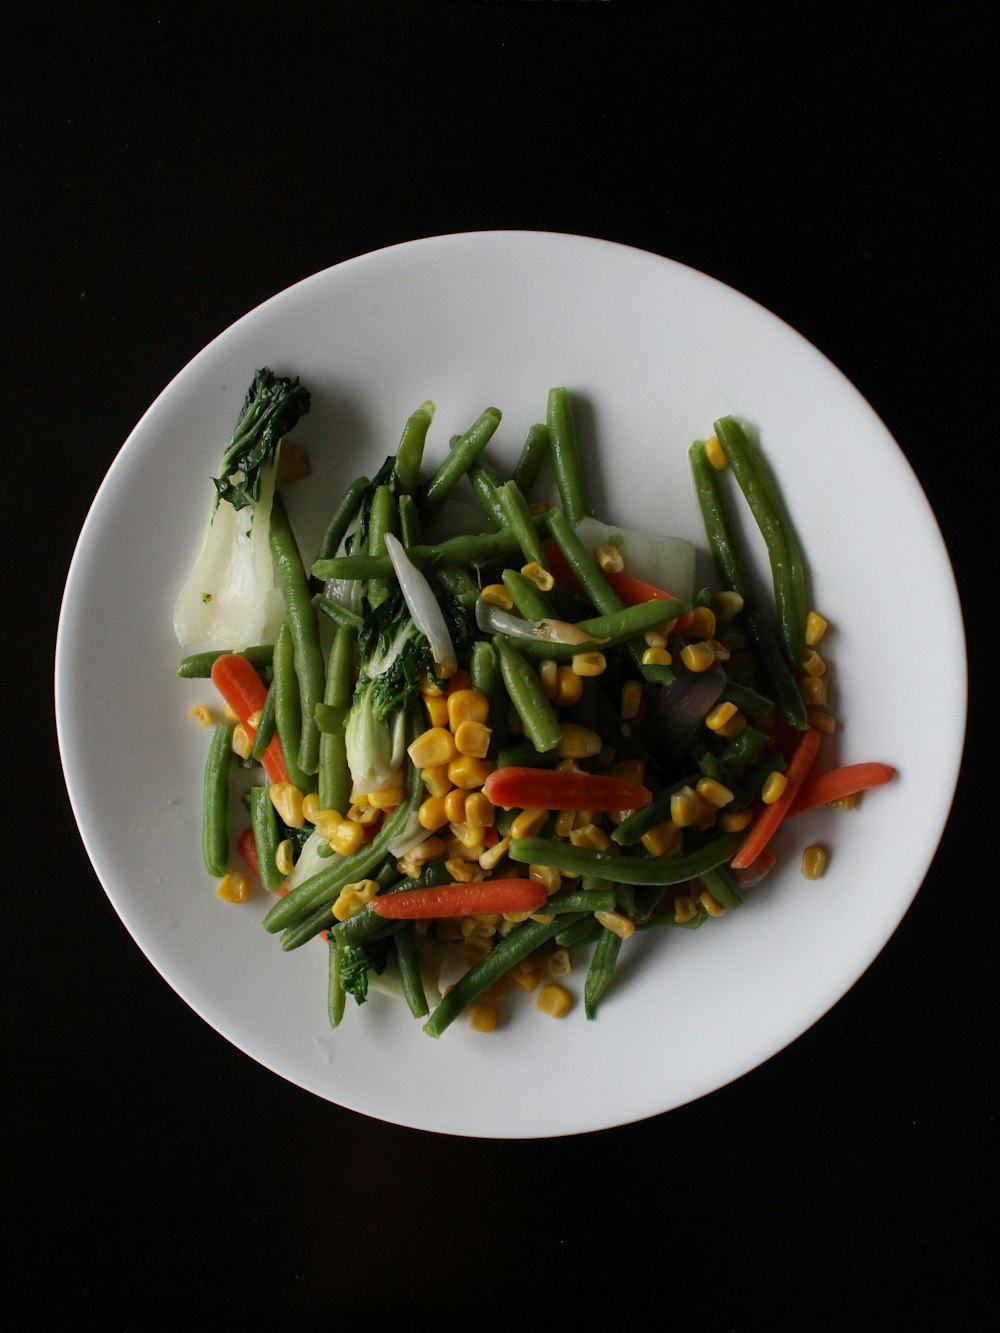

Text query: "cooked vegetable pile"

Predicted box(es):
[177, 374, 896, 1037]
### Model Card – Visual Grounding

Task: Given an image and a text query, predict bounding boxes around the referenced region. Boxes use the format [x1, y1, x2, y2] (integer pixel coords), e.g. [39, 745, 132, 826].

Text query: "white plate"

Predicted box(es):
[56, 232, 966, 1137]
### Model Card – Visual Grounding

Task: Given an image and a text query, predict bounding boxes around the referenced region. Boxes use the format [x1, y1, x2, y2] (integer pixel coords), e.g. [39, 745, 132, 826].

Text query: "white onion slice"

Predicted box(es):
[384, 533, 457, 672]
[475, 599, 608, 645]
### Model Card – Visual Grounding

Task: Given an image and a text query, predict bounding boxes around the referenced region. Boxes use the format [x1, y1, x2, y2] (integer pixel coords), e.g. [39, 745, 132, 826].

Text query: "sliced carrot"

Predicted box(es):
[210, 653, 289, 785]
[237, 827, 259, 876]
[368, 879, 547, 919]
[541, 539, 693, 631]
[788, 763, 897, 816]
[483, 766, 651, 812]
[730, 727, 822, 870]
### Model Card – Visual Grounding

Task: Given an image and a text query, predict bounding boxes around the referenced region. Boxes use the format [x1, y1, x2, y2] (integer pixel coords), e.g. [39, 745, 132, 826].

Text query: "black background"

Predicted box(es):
[7, 3, 993, 1328]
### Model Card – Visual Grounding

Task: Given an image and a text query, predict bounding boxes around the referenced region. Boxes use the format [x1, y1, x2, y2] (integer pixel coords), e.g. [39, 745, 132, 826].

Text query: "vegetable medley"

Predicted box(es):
[176, 373, 896, 1037]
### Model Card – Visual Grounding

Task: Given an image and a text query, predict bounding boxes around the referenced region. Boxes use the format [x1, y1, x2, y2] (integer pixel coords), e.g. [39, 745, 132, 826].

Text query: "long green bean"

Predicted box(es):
[515, 597, 691, 662]
[610, 773, 701, 845]
[398, 492, 422, 547]
[366, 483, 397, 611]
[393, 400, 435, 495]
[318, 624, 355, 815]
[417, 407, 502, 519]
[510, 831, 744, 885]
[248, 784, 283, 892]
[494, 480, 548, 568]
[584, 928, 623, 1019]
[202, 721, 233, 878]
[313, 520, 548, 581]
[512, 422, 550, 497]
[492, 634, 562, 753]
[272, 621, 313, 792]
[469, 640, 510, 758]
[315, 475, 370, 564]
[327, 936, 346, 1029]
[269, 493, 327, 773]
[394, 927, 429, 1018]
[249, 678, 278, 762]
[546, 387, 592, 524]
[501, 567, 554, 621]
[178, 644, 274, 679]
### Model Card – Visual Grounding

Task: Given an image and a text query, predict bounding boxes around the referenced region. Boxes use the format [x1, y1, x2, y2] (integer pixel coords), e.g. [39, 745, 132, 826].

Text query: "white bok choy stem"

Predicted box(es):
[384, 532, 457, 673]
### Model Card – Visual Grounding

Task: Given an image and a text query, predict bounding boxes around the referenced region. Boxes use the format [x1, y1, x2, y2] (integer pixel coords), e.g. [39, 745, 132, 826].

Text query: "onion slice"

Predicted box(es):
[475, 599, 609, 645]
[384, 533, 457, 673]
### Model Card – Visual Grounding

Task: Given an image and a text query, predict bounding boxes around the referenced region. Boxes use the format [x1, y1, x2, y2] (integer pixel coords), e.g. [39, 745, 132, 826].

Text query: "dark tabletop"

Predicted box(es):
[8, 3, 992, 1328]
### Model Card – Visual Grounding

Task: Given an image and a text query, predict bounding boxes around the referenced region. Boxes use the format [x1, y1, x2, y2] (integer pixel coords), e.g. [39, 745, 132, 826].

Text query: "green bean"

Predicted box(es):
[393, 400, 435, 495]
[178, 644, 274, 679]
[313, 521, 547, 582]
[435, 564, 480, 610]
[494, 480, 547, 568]
[467, 456, 506, 532]
[416, 407, 502, 519]
[543, 887, 617, 914]
[492, 634, 562, 753]
[720, 679, 775, 717]
[366, 483, 397, 611]
[469, 640, 510, 758]
[515, 597, 691, 662]
[249, 679, 278, 762]
[718, 724, 769, 770]
[714, 416, 806, 664]
[327, 936, 346, 1029]
[638, 900, 708, 931]
[700, 865, 743, 911]
[610, 773, 701, 845]
[423, 914, 584, 1038]
[273, 621, 313, 792]
[510, 831, 744, 885]
[689, 442, 808, 729]
[269, 493, 327, 773]
[394, 927, 429, 1018]
[398, 492, 422, 547]
[202, 721, 233, 878]
[555, 916, 605, 949]
[501, 567, 554, 621]
[584, 928, 623, 1020]
[546, 387, 592, 524]
[315, 475, 370, 564]
[512, 422, 550, 497]
[248, 784, 283, 892]
[311, 594, 364, 631]
[547, 507, 622, 616]
[318, 624, 356, 814]
[495, 740, 557, 769]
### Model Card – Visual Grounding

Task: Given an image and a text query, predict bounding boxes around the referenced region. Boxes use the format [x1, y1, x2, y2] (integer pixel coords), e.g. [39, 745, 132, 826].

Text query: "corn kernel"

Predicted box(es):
[641, 646, 673, 667]
[510, 968, 540, 993]
[800, 649, 827, 678]
[521, 561, 554, 591]
[556, 723, 602, 760]
[368, 785, 404, 811]
[301, 792, 322, 823]
[538, 659, 558, 699]
[571, 651, 607, 678]
[443, 787, 468, 824]
[594, 909, 635, 939]
[536, 984, 573, 1018]
[511, 807, 548, 839]
[275, 839, 296, 877]
[548, 948, 571, 977]
[706, 701, 738, 733]
[447, 688, 490, 729]
[594, 543, 624, 573]
[715, 709, 747, 741]
[450, 820, 484, 849]
[479, 836, 510, 871]
[699, 888, 726, 917]
[408, 836, 446, 866]
[801, 844, 828, 879]
[696, 777, 735, 808]
[423, 692, 450, 727]
[621, 679, 643, 720]
[670, 785, 704, 828]
[269, 781, 305, 828]
[464, 790, 495, 828]
[453, 719, 492, 759]
[346, 803, 380, 828]
[572, 808, 597, 829]
[461, 915, 495, 939]
[799, 676, 829, 707]
[679, 641, 716, 673]
[550, 667, 582, 710]
[418, 795, 450, 831]
[480, 583, 514, 610]
[419, 671, 447, 697]
[529, 863, 562, 894]
[529, 912, 556, 924]
[643, 629, 668, 650]
[688, 606, 717, 639]
[711, 590, 744, 623]
[216, 870, 250, 903]
[704, 434, 727, 469]
[223, 701, 240, 722]
[553, 809, 576, 838]
[641, 820, 682, 857]
[421, 764, 452, 799]
[673, 895, 698, 924]
[719, 808, 754, 832]
[569, 823, 614, 852]
[613, 759, 645, 786]
[805, 611, 829, 646]
[761, 772, 788, 805]
[231, 723, 253, 760]
[445, 857, 485, 882]
[448, 755, 493, 790]
[329, 819, 366, 856]
[827, 792, 858, 811]
[807, 708, 838, 733]
[188, 704, 213, 727]
[407, 727, 457, 769]
[708, 638, 732, 663]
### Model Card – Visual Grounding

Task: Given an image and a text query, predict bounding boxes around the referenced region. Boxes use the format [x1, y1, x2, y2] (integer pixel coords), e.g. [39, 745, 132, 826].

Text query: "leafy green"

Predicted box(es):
[340, 937, 392, 1005]
[213, 368, 311, 512]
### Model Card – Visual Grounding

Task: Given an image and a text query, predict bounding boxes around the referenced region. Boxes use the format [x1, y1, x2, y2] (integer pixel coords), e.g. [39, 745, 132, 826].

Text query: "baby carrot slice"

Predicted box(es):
[788, 762, 897, 816]
[483, 766, 651, 812]
[369, 879, 548, 919]
[730, 726, 822, 869]
[210, 654, 289, 785]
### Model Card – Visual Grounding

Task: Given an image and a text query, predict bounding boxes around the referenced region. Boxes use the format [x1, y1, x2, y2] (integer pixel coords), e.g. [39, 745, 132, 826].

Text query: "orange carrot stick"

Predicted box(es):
[369, 879, 548, 919]
[730, 726, 822, 869]
[209, 654, 289, 785]
[788, 763, 897, 816]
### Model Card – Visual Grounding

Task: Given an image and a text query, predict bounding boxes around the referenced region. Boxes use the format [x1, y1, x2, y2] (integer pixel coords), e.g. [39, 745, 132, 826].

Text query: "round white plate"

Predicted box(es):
[56, 232, 966, 1137]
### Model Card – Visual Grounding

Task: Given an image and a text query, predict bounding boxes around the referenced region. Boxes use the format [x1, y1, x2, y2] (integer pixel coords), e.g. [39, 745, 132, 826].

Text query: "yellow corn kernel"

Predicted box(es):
[447, 688, 490, 729]
[641, 646, 673, 667]
[331, 892, 355, 921]
[643, 628, 668, 650]
[480, 583, 514, 610]
[711, 590, 744, 623]
[704, 434, 727, 469]
[569, 823, 614, 852]
[510, 968, 540, 993]
[503, 910, 533, 926]
[761, 772, 788, 805]
[706, 701, 738, 733]
[223, 701, 240, 722]
[418, 795, 450, 832]
[246, 709, 263, 729]
[571, 651, 607, 678]
[269, 782, 305, 828]
[699, 888, 726, 917]
[687, 606, 717, 640]
[799, 676, 829, 707]
[719, 808, 754, 832]
[511, 807, 548, 839]
[275, 839, 296, 877]
[521, 561, 554, 591]
[716, 709, 747, 741]
[673, 895, 698, 924]
[537, 658, 558, 699]
[368, 785, 405, 811]
[447, 755, 493, 790]
[612, 759, 646, 787]
[556, 723, 602, 760]
[444, 787, 468, 823]
[468, 1002, 497, 1033]
[351, 879, 379, 904]
[595, 909, 635, 939]
[805, 611, 829, 646]
[407, 726, 457, 770]
[421, 764, 452, 799]
[709, 638, 732, 663]
[696, 777, 735, 809]
[347, 803, 380, 828]
[801, 844, 828, 879]
[301, 792, 322, 823]
[464, 790, 495, 828]
[553, 809, 576, 838]
[450, 820, 484, 849]
[479, 835, 511, 871]
[329, 819, 366, 856]
[188, 704, 213, 727]
[556, 758, 584, 773]
[807, 707, 838, 733]
[621, 679, 643, 720]
[313, 808, 344, 839]
[594, 543, 625, 573]
[554, 665, 584, 707]
[230, 723, 253, 760]
[529, 863, 562, 894]
[409, 836, 446, 866]
[641, 820, 682, 857]
[423, 692, 450, 727]
[445, 856, 485, 883]
[461, 915, 496, 939]
[827, 792, 858, 811]
[800, 648, 827, 678]
[453, 719, 492, 759]
[536, 984, 573, 1018]
[571, 808, 597, 829]
[547, 948, 571, 977]
[216, 870, 250, 903]
[671, 785, 711, 829]
[419, 670, 447, 697]
[679, 641, 716, 673]
[528, 911, 556, 924]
